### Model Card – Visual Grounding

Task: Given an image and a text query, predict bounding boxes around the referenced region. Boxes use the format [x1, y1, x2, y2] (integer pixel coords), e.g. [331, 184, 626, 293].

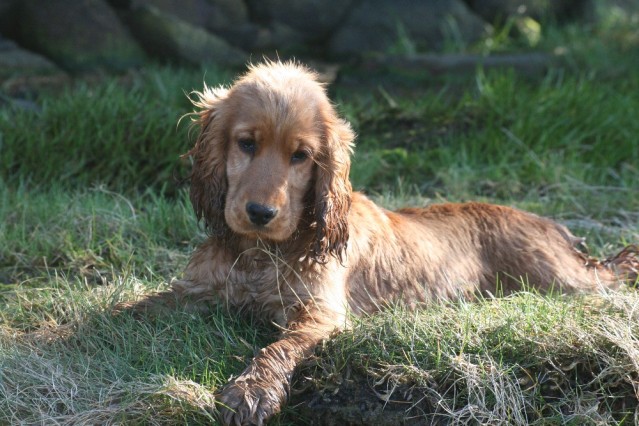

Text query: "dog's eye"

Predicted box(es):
[238, 138, 256, 154]
[291, 150, 309, 164]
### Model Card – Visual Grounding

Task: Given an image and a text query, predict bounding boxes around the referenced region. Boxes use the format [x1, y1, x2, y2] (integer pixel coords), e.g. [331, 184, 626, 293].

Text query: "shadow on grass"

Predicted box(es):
[0, 277, 277, 424]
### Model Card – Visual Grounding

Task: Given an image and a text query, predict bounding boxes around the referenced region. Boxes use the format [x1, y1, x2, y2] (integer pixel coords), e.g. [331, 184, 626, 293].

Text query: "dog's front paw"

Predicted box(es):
[216, 375, 287, 426]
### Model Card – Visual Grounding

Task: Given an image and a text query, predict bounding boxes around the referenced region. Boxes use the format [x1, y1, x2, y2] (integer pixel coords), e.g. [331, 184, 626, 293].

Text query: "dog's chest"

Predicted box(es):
[216, 255, 315, 315]
[184, 240, 327, 322]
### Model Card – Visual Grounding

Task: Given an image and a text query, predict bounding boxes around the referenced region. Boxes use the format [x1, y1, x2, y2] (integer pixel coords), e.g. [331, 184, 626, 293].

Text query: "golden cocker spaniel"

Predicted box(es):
[135, 61, 638, 425]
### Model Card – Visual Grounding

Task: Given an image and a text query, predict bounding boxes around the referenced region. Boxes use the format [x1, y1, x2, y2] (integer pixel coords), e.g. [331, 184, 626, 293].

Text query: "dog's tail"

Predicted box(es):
[603, 244, 639, 286]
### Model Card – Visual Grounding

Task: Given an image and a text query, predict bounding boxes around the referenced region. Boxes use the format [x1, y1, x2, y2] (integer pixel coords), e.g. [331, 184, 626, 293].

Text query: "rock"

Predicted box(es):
[328, 0, 487, 58]
[251, 22, 309, 52]
[362, 52, 556, 78]
[0, 95, 41, 113]
[0, 0, 16, 23]
[0, 0, 17, 33]
[0, 0, 13, 14]
[126, 0, 249, 34]
[122, 5, 247, 67]
[204, 21, 312, 54]
[0, 37, 69, 95]
[245, 0, 355, 42]
[606, 0, 639, 16]
[0, 37, 62, 78]
[462, 0, 595, 23]
[15, 0, 145, 72]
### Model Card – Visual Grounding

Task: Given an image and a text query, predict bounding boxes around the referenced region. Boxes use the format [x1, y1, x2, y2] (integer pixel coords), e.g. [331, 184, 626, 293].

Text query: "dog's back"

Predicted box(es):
[344, 197, 635, 315]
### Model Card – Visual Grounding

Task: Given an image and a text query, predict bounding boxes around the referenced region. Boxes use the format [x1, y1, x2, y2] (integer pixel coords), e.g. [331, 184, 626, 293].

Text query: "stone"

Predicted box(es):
[607, 0, 639, 16]
[328, 0, 487, 58]
[462, 0, 594, 23]
[0, 0, 18, 39]
[363, 52, 555, 78]
[0, 0, 15, 20]
[0, 0, 13, 14]
[0, 37, 63, 79]
[15, 0, 145, 72]
[127, 0, 249, 34]
[250, 22, 308, 52]
[245, 0, 355, 42]
[0, 37, 69, 95]
[122, 5, 247, 67]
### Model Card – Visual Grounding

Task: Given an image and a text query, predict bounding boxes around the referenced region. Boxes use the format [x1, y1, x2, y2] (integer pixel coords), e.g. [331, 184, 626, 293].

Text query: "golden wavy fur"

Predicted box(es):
[127, 61, 638, 425]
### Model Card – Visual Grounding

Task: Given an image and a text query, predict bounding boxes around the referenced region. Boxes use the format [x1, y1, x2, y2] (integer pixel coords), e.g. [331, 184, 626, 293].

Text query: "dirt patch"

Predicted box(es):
[289, 371, 435, 425]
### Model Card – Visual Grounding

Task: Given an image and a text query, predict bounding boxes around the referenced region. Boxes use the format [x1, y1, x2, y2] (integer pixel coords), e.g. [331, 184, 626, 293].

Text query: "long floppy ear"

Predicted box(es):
[313, 109, 355, 262]
[183, 86, 230, 237]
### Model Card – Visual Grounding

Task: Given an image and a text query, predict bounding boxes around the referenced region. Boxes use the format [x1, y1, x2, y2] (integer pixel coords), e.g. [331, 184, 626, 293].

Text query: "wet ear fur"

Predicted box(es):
[313, 111, 355, 262]
[183, 86, 230, 236]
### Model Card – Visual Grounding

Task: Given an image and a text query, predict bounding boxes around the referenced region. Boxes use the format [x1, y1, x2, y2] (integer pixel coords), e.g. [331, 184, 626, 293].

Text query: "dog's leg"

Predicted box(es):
[216, 303, 341, 426]
[604, 244, 639, 284]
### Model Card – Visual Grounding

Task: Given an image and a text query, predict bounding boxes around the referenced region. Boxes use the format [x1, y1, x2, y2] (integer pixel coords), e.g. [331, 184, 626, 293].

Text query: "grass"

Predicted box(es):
[296, 291, 639, 424]
[0, 66, 232, 193]
[0, 275, 266, 424]
[0, 185, 198, 287]
[346, 69, 639, 198]
[1, 10, 639, 424]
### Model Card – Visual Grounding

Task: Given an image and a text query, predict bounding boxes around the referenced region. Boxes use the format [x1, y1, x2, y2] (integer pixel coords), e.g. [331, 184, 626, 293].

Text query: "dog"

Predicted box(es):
[129, 61, 638, 425]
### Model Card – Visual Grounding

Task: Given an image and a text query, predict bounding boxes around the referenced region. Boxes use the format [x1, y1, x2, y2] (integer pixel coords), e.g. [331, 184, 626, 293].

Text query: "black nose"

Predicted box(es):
[246, 202, 277, 226]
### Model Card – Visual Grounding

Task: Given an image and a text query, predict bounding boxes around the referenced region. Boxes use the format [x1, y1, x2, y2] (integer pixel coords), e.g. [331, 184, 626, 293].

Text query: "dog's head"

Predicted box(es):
[186, 61, 354, 261]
